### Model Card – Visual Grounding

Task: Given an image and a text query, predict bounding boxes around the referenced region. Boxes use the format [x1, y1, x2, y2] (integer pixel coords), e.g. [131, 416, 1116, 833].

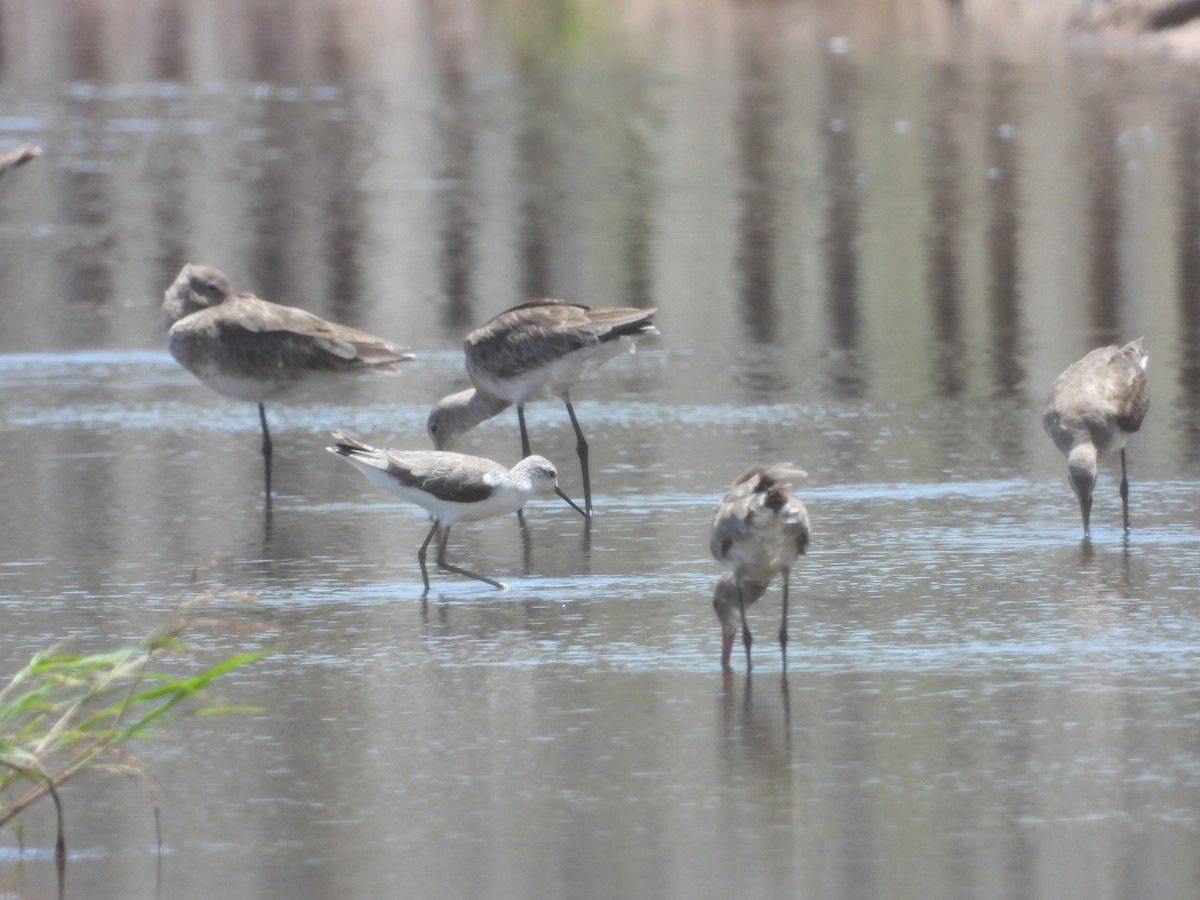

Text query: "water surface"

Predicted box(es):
[2, 2, 1200, 898]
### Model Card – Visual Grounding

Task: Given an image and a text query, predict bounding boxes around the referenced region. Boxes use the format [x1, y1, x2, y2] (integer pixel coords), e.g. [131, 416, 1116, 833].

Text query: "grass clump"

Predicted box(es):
[0, 594, 268, 864]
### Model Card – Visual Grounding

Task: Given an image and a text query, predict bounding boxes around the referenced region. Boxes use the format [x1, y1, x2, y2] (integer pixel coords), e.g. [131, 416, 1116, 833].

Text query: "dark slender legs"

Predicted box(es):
[736, 572, 752, 669]
[258, 402, 273, 499]
[417, 521, 506, 593]
[514, 395, 594, 518]
[562, 391, 592, 516]
[1120, 448, 1131, 532]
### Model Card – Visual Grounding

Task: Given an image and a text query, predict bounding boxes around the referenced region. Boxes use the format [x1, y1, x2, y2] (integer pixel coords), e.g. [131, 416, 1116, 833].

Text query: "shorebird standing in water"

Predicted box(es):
[427, 299, 658, 516]
[163, 263, 414, 498]
[710, 465, 810, 671]
[1043, 337, 1150, 538]
[326, 431, 585, 592]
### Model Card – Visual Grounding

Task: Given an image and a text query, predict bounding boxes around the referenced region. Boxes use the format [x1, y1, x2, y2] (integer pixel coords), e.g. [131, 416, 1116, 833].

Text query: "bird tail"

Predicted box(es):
[328, 431, 375, 456]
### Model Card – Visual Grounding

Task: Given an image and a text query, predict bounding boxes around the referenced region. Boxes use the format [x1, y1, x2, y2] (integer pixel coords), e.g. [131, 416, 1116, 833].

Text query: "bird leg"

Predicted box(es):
[737, 572, 753, 670]
[436, 523, 507, 590]
[258, 402, 273, 498]
[562, 391, 593, 517]
[417, 522, 438, 593]
[514, 403, 532, 527]
[778, 568, 790, 665]
[516, 403, 533, 458]
[1120, 448, 1131, 532]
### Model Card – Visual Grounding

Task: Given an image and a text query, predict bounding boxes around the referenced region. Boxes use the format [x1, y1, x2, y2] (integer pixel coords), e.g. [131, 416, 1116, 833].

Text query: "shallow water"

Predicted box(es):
[3, 1, 1200, 898]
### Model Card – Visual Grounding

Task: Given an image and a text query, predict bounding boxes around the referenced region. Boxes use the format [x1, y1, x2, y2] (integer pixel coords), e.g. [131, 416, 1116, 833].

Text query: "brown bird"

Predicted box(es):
[163, 263, 414, 498]
[710, 465, 810, 670]
[1043, 337, 1149, 537]
[427, 299, 658, 516]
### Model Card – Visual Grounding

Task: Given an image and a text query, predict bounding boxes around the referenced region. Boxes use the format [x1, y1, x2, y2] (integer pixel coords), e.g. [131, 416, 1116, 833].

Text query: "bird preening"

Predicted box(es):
[1043, 337, 1149, 539]
[162, 263, 414, 499]
[710, 465, 810, 671]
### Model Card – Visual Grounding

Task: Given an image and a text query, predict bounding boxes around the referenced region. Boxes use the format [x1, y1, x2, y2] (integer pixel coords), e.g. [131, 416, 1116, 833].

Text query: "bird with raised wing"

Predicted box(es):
[427, 299, 658, 516]
[163, 263, 414, 498]
[710, 465, 810, 670]
[1043, 337, 1149, 537]
[327, 432, 585, 592]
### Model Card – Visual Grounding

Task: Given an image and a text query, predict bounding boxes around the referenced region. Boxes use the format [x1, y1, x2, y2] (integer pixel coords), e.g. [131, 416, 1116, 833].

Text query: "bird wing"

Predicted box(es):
[170, 294, 412, 376]
[465, 301, 656, 382]
[711, 468, 810, 569]
[1109, 340, 1150, 434]
[381, 451, 502, 504]
[466, 301, 600, 380]
[710, 490, 757, 563]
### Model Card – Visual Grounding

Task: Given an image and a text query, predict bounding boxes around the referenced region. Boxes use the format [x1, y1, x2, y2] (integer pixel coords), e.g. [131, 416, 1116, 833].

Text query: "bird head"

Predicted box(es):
[162, 263, 234, 328]
[711, 573, 769, 669]
[1066, 444, 1098, 538]
[427, 387, 511, 451]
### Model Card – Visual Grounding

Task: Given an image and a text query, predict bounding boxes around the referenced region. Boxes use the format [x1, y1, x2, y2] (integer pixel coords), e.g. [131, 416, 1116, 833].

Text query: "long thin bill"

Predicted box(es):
[555, 486, 589, 518]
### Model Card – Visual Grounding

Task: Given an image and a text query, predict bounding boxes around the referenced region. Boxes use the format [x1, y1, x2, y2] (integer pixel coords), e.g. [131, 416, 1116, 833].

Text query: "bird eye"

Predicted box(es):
[429, 423, 438, 434]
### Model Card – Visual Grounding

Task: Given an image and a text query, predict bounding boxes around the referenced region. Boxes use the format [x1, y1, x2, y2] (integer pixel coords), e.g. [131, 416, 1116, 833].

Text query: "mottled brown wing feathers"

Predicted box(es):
[467, 301, 656, 380]
[206, 295, 411, 371]
[1114, 371, 1149, 434]
[1107, 342, 1150, 434]
[583, 306, 658, 342]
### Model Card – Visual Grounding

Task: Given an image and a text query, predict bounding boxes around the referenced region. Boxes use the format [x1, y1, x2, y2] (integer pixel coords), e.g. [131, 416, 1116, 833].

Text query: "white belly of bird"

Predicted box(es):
[192, 367, 298, 402]
[345, 458, 527, 525]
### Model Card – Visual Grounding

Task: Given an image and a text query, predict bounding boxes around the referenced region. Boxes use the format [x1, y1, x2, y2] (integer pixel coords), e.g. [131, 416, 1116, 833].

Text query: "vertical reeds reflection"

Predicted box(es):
[1173, 86, 1200, 467]
[616, 80, 656, 310]
[149, 0, 190, 280]
[985, 59, 1030, 469]
[925, 61, 966, 399]
[431, 0, 480, 330]
[733, 2, 783, 346]
[515, 71, 562, 302]
[985, 60, 1026, 402]
[1082, 76, 1124, 345]
[822, 50, 867, 398]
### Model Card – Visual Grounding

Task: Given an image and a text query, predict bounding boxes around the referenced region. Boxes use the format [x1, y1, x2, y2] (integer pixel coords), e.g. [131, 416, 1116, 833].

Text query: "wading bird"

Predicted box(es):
[1043, 337, 1149, 537]
[163, 264, 414, 498]
[327, 431, 585, 592]
[710, 465, 810, 670]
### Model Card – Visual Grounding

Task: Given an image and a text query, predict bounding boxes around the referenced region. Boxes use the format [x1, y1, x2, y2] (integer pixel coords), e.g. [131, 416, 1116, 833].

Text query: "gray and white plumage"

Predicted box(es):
[710, 465, 810, 670]
[1043, 337, 1149, 537]
[326, 431, 583, 591]
[163, 263, 414, 497]
[427, 299, 658, 516]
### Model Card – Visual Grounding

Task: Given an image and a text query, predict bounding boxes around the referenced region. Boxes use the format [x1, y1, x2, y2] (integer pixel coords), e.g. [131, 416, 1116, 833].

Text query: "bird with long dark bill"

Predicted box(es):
[710, 465, 810, 670]
[427, 299, 658, 516]
[1043, 337, 1149, 538]
[327, 432, 585, 592]
[163, 263, 414, 498]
